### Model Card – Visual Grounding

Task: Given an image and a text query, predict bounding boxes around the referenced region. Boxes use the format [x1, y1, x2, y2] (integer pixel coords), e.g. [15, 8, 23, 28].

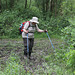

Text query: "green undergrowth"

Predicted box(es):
[0, 37, 74, 75]
[0, 33, 61, 40]
[34, 33, 61, 39]
[43, 49, 74, 75]
[0, 52, 31, 75]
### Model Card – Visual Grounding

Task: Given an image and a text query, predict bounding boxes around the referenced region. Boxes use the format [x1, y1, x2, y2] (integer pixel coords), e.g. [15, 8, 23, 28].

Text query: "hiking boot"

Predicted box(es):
[24, 55, 27, 59]
[27, 56, 31, 60]
[29, 56, 33, 60]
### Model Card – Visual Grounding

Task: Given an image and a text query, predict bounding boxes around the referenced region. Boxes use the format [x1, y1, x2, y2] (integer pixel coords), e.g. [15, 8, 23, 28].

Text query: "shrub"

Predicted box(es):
[61, 18, 75, 48]
[65, 50, 75, 73]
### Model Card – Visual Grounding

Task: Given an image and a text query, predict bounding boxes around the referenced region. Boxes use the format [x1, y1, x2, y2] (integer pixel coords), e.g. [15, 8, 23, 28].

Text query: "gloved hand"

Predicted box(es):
[44, 30, 48, 33]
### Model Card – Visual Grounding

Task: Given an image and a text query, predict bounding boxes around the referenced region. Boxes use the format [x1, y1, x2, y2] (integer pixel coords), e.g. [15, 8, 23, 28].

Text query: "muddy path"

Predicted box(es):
[0, 38, 61, 73]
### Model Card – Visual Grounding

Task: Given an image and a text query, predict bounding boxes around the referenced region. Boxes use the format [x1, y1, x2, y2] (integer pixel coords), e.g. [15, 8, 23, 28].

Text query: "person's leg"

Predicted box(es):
[29, 38, 34, 57]
[23, 38, 27, 56]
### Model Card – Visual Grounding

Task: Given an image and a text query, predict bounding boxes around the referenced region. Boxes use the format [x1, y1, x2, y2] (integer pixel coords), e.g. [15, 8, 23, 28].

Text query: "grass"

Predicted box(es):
[0, 38, 74, 75]
[0, 32, 61, 40]
[0, 53, 27, 75]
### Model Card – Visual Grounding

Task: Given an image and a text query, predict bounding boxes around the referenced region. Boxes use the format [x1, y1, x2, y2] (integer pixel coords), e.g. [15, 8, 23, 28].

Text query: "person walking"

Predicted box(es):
[22, 17, 47, 59]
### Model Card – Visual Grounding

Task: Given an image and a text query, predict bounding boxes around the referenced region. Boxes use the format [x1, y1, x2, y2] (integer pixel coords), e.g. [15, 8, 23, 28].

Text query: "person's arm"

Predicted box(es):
[37, 29, 44, 32]
[23, 29, 29, 34]
[23, 22, 29, 33]
[36, 24, 47, 33]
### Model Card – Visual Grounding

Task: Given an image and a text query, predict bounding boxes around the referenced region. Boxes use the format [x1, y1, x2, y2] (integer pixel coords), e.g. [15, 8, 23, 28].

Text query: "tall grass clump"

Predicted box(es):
[0, 53, 31, 75]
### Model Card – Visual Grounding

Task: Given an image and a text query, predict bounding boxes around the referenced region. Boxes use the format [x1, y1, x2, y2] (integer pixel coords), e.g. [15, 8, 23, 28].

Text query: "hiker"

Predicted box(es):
[22, 17, 47, 59]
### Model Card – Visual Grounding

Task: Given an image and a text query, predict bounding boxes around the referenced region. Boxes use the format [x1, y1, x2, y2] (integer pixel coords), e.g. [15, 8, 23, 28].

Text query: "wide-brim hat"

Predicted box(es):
[30, 17, 39, 24]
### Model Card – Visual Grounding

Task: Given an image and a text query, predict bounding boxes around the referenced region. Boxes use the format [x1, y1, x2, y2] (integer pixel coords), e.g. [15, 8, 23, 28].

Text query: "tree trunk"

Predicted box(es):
[42, 0, 46, 20]
[0, 0, 1, 11]
[55, 0, 57, 17]
[36, 0, 39, 8]
[50, 0, 54, 12]
[6, 0, 8, 9]
[29, 0, 31, 8]
[46, 0, 49, 12]
[50, 0, 52, 12]
[42, 0, 45, 12]
[9, 0, 14, 9]
[25, 0, 27, 8]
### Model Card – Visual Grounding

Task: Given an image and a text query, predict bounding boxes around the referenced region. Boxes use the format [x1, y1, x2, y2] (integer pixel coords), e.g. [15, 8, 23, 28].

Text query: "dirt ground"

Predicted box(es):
[0, 38, 61, 73]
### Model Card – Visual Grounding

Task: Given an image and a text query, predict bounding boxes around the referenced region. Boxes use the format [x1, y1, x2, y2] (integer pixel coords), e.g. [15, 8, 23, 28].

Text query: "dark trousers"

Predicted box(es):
[23, 38, 34, 57]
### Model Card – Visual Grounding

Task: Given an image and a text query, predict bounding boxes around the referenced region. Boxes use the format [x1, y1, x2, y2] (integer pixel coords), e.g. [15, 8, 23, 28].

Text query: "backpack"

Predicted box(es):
[19, 21, 30, 34]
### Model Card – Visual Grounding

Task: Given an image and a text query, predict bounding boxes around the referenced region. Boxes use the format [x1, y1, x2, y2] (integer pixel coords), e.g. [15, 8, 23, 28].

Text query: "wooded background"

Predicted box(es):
[0, 0, 75, 38]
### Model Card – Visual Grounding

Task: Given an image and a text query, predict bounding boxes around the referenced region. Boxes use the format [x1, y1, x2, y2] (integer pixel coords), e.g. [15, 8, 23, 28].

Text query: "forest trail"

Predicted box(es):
[0, 38, 61, 74]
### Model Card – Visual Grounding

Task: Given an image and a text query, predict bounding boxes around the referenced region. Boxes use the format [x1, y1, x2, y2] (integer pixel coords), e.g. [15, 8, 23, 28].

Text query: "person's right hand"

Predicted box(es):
[25, 30, 29, 34]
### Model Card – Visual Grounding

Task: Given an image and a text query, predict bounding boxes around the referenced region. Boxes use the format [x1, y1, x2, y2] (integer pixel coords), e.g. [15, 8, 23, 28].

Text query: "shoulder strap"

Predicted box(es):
[27, 21, 30, 27]
[27, 21, 30, 29]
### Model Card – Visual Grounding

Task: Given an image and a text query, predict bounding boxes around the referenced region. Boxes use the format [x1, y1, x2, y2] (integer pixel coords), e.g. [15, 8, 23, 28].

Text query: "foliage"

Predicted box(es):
[35, 47, 73, 75]
[0, 10, 23, 38]
[61, 17, 75, 74]
[65, 50, 75, 73]
[0, 9, 70, 38]
[0, 0, 74, 38]
[61, 0, 75, 17]
[61, 18, 75, 48]
[0, 53, 31, 75]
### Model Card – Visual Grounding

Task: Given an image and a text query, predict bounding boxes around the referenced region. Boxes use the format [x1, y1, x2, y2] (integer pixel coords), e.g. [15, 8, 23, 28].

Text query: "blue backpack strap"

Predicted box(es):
[20, 24, 23, 28]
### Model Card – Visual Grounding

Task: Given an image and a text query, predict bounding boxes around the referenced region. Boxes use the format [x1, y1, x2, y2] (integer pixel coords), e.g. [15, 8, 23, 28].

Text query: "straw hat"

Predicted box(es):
[30, 17, 39, 24]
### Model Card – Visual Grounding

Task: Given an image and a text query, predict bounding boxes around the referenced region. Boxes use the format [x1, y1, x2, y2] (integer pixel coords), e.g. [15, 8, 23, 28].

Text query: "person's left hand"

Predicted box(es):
[44, 30, 48, 33]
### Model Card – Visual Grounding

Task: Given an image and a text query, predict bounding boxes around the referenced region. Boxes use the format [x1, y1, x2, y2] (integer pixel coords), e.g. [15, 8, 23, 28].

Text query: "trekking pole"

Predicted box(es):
[46, 32, 55, 50]
[27, 33, 29, 58]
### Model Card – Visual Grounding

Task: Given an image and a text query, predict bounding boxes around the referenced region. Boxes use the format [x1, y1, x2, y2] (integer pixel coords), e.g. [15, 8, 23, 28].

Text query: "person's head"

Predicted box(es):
[30, 17, 39, 25]
[32, 22, 37, 25]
